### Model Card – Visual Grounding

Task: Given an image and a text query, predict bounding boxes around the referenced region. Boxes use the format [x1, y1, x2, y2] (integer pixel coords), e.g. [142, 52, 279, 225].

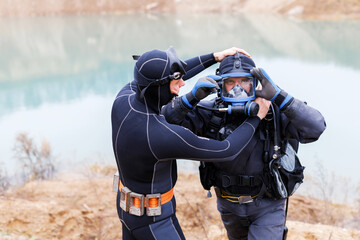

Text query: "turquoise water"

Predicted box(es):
[1, 14, 360, 186]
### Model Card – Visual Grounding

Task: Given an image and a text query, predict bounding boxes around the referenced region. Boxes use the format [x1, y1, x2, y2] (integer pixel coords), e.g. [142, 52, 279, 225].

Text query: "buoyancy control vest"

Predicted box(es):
[199, 99, 304, 200]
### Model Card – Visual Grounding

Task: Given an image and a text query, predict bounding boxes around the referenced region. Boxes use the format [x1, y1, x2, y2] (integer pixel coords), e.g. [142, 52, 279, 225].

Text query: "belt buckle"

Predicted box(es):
[129, 192, 145, 216]
[120, 187, 131, 212]
[238, 195, 253, 204]
[146, 193, 161, 216]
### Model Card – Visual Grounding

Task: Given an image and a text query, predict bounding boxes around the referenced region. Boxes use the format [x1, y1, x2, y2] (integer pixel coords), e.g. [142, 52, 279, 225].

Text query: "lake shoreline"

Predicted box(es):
[1, 0, 360, 20]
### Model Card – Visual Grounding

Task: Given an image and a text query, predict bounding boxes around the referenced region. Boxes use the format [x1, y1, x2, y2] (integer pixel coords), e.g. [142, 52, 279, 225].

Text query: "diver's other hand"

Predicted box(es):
[214, 47, 251, 62]
[255, 97, 271, 120]
[251, 68, 294, 110]
[181, 77, 219, 108]
[251, 68, 279, 100]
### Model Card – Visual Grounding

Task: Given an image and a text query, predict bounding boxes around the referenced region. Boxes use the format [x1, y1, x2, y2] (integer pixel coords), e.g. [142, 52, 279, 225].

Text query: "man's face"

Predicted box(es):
[170, 78, 185, 95]
[224, 77, 252, 93]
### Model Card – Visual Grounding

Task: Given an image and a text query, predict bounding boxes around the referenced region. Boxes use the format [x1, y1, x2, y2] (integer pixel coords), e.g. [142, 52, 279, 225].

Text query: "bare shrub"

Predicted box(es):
[308, 161, 359, 228]
[13, 132, 55, 182]
[0, 165, 10, 194]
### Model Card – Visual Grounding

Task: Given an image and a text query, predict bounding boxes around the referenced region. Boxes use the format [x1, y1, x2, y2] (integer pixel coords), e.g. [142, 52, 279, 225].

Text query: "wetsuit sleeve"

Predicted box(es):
[183, 53, 217, 80]
[150, 116, 260, 162]
[115, 80, 137, 98]
[280, 98, 326, 143]
[161, 97, 210, 136]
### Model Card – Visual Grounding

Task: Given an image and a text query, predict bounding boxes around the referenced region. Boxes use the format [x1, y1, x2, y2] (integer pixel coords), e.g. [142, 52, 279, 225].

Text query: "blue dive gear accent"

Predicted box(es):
[258, 68, 281, 102]
[191, 81, 218, 100]
[207, 75, 222, 81]
[245, 101, 252, 116]
[182, 95, 193, 108]
[279, 94, 293, 109]
[221, 72, 252, 78]
[220, 88, 256, 104]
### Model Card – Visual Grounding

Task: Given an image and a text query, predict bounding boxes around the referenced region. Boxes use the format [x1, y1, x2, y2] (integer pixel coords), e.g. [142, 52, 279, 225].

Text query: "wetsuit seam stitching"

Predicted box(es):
[149, 224, 158, 240]
[170, 217, 182, 240]
[151, 161, 160, 194]
[139, 58, 167, 71]
[186, 58, 207, 73]
[198, 56, 205, 68]
[161, 56, 169, 78]
[120, 218, 131, 231]
[129, 81, 135, 92]
[115, 93, 134, 101]
[146, 107, 160, 160]
[201, 58, 214, 66]
[244, 121, 256, 132]
[128, 95, 157, 115]
[115, 108, 133, 185]
[153, 116, 231, 152]
[154, 119, 256, 162]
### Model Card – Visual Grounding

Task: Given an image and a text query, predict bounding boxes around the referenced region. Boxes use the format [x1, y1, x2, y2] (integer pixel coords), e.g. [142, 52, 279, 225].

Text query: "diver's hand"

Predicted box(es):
[181, 77, 219, 108]
[251, 68, 294, 110]
[214, 47, 251, 62]
[251, 68, 279, 100]
[255, 97, 271, 120]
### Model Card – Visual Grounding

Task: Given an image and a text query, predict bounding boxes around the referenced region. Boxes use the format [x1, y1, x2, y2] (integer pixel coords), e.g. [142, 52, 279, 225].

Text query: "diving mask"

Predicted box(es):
[221, 76, 256, 104]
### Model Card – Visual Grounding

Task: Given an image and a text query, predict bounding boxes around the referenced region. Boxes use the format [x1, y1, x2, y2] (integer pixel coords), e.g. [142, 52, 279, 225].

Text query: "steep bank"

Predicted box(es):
[1, 0, 360, 19]
[1, 167, 359, 239]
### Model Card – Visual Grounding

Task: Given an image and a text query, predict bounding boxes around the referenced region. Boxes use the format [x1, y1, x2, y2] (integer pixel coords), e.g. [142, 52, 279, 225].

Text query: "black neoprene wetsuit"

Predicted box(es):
[162, 96, 326, 196]
[111, 54, 261, 239]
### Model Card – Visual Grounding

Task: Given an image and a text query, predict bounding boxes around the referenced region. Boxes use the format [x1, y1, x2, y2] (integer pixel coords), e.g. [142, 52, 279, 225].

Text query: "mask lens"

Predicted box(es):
[222, 77, 255, 100]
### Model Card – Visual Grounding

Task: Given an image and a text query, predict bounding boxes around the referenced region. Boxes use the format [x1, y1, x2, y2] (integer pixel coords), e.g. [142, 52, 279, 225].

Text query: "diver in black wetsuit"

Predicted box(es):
[162, 53, 326, 240]
[111, 47, 268, 239]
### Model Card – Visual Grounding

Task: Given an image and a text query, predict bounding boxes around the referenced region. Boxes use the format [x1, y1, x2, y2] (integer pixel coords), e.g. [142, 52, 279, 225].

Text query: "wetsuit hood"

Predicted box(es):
[133, 47, 187, 113]
[217, 52, 256, 77]
[216, 53, 257, 105]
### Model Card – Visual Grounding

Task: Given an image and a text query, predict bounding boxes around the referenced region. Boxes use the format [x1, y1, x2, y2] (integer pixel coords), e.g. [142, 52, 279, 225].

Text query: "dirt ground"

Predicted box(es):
[1, 166, 360, 240]
[0, 0, 360, 19]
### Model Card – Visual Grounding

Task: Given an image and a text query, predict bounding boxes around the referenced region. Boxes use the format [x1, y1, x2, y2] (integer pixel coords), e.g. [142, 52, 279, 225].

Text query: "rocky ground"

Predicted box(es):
[1, 166, 360, 240]
[1, 0, 360, 19]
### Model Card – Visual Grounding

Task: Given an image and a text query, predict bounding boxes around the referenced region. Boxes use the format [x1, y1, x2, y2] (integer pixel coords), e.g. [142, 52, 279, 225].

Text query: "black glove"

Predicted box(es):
[182, 77, 219, 108]
[251, 68, 294, 110]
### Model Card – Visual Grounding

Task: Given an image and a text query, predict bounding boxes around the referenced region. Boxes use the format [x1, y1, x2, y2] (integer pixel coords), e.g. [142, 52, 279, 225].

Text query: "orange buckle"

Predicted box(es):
[120, 187, 131, 212]
[129, 192, 145, 216]
[146, 193, 161, 216]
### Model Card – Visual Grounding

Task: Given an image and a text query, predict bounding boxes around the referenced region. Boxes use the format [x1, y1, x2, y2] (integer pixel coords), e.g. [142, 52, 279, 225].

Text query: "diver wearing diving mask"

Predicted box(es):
[162, 52, 326, 240]
[218, 52, 257, 106]
[193, 52, 259, 118]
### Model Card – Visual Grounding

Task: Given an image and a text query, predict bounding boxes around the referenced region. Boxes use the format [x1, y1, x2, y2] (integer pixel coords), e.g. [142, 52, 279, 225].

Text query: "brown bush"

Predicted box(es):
[13, 132, 55, 182]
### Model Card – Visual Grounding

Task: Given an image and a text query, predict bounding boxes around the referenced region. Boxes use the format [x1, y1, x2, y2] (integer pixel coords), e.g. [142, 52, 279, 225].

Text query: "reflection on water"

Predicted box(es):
[1, 14, 359, 116]
[0, 14, 360, 184]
